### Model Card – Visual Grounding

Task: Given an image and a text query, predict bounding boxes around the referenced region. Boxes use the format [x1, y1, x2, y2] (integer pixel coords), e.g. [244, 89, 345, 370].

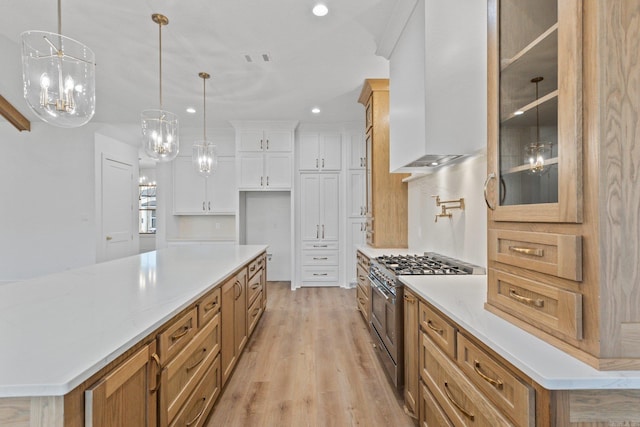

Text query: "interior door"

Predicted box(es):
[102, 157, 134, 261]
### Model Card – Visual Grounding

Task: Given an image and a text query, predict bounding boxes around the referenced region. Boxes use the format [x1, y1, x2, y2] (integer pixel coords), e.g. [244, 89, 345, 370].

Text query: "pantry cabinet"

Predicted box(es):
[173, 156, 236, 214]
[485, 0, 640, 370]
[358, 79, 409, 248]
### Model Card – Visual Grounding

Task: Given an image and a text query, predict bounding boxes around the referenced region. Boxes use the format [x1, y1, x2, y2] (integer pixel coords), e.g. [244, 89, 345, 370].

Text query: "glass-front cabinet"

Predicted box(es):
[486, 0, 582, 223]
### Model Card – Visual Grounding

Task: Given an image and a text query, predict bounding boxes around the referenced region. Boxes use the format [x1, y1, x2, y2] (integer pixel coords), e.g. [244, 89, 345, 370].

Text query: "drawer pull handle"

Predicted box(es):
[251, 283, 260, 290]
[313, 257, 328, 260]
[253, 307, 261, 316]
[403, 294, 416, 304]
[185, 348, 207, 371]
[427, 320, 444, 335]
[250, 265, 256, 272]
[185, 397, 207, 426]
[149, 353, 161, 393]
[203, 300, 218, 312]
[313, 244, 328, 248]
[509, 289, 544, 308]
[443, 382, 475, 421]
[313, 273, 328, 276]
[170, 325, 191, 341]
[509, 246, 544, 257]
[473, 360, 504, 390]
[358, 275, 367, 281]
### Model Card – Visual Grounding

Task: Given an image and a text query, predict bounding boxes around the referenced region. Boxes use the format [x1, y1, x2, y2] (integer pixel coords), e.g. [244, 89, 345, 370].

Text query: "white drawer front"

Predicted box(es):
[302, 266, 339, 282]
[302, 251, 338, 266]
[302, 241, 339, 250]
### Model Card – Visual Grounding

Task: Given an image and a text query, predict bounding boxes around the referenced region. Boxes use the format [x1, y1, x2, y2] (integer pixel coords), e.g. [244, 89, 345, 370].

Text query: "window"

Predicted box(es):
[139, 183, 156, 233]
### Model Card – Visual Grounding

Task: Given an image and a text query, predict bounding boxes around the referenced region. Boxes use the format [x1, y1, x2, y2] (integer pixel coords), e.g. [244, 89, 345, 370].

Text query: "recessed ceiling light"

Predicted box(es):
[431, 162, 439, 166]
[312, 3, 329, 17]
[186, 107, 196, 114]
[311, 107, 321, 114]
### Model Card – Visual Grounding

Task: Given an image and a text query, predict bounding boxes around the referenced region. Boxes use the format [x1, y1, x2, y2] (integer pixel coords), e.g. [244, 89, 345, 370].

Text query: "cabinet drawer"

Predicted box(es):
[248, 255, 265, 278]
[356, 265, 369, 297]
[247, 269, 263, 307]
[420, 380, 453, 427]
[248, 291, 263, 336]
[487, 269, 583, 340]
[489, 229, 582, 281]
[169, 354, 221, 427]
[162, 314, 220, 424]
[302, 250, 338, 266]
[303, 241, 339, 250]
[302, 266, 339, 282]
[158, 308, 198, 363]
[356, 250, 370, 270]
[420, 334, 514, 426]
[457, 334, 534, 427]
[356, 284, 370, 322]
[366, 230, 374, 246]
[197, 287, 221, 327]
[419, 302, 456, 359]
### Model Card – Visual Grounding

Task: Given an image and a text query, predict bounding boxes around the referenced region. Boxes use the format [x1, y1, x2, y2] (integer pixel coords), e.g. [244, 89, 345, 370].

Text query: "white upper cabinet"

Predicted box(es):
[347, 132, 366, 170]
[173, 156, 236, 214]
[298, 132, 342, 171]
[388, 0, 487, 171]
[238, 129, 292, 152]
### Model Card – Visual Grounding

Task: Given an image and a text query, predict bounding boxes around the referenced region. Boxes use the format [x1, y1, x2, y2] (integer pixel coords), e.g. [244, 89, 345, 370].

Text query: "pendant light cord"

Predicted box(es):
[158, 21, 163, 108]
[57, 0, 62, 35]
[535, 80, 540, 143]
[203, 77, 207, 140]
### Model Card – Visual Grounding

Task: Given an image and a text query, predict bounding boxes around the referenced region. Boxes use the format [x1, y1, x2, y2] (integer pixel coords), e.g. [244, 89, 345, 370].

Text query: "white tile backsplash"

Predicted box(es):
[408, 150, 488, 267]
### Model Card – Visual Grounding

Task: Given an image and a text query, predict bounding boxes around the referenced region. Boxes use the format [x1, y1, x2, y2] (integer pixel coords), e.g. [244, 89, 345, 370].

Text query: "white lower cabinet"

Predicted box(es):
[173, 156, 236, 215]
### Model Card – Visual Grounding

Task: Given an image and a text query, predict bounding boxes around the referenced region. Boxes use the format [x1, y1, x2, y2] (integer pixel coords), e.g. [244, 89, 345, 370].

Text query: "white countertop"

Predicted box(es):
[0, 244, 267, 398]
[355, 245, 416, 259]
[401, 275, 640, 390]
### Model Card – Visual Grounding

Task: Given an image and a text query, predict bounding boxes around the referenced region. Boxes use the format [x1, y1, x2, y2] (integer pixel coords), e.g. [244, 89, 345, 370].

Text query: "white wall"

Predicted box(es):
[407, 150, 487, 267]
[0, 122, 97, 281]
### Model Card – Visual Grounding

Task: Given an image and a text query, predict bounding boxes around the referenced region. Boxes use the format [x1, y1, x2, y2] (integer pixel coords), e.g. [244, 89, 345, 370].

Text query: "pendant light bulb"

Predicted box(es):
[524, 76, 552, 176]
[142, 14, 179, 162]
[192, 72, 218, 177]
[21, 0, 96, 128]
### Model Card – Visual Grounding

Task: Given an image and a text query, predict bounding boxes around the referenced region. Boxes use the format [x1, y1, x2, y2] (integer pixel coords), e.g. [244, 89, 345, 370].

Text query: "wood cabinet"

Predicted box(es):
[485, 0, 640, 370]
[403, 289, 419, 419]
[221, 268, 248, 385]
[357, 79, 409, 248]
[298, 132, 342, 171]
[355, 250, 370, 323]
[173, 156, 236, 215]
[85, 342, 158, 427]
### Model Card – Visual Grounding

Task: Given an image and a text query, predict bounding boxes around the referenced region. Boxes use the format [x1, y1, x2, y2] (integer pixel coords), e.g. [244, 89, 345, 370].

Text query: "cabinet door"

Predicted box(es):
[234, 269, 248, 357]
[348, 170, 366, 217]
[299, 133, 320, 170]
[264, 130, 292, 151]
[347, 218, 366, 284]
[173, 157, 207, 214]
[487, 0, 582, 223]
[85, 342, 158, 427]
[264, 153, 292, 189]
[207, 157, 236, 213]
[221, 277, 236, 385]
[365, 131, 373, 218]
[300, 174, 321, 240]
[404, 290, 419, 419]
[348, 131, 366, 170]
[238, 154, 264, 190]
[319, 133, 342, 171]
[238, 130, 264, 152]
[320, 174, 339, 241]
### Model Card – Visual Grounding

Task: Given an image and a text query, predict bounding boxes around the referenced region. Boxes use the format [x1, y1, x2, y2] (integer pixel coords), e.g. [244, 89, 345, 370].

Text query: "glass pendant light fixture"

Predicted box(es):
[524, 76, 552, 175]
[21, 0, 96, 128]
[192, 72, 218, 177]
[141, 14, 179, 162]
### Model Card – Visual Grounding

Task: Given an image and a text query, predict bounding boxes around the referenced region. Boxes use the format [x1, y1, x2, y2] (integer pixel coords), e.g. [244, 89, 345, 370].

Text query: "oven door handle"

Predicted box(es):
[369, 278, 391, 301]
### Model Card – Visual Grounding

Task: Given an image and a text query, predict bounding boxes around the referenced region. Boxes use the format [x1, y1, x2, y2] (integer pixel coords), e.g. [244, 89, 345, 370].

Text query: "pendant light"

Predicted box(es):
[192, 72, 218, 177]
[524, 76, 552, 175]
[141, 14, 179, 162]
[21, 0, 96, 128]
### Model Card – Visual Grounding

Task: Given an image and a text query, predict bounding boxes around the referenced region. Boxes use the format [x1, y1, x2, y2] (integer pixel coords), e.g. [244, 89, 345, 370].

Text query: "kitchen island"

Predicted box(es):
[0, 243, 267, 426]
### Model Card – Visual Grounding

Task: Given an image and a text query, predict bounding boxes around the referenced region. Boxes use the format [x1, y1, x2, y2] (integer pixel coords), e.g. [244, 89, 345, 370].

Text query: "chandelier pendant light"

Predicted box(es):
[21, 0, 96, 128]
[141, 13, 179, 162]
[524, 76, 552, 175]
[192, 72, 218, 177]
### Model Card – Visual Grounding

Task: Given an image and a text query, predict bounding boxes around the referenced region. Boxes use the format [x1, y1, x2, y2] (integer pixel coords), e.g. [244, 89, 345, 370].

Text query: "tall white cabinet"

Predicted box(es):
[344, 131, 367, 286]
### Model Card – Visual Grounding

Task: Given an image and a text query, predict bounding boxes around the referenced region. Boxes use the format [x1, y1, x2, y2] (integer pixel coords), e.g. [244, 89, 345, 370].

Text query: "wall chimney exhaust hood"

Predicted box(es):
[383, 0, 487, 173]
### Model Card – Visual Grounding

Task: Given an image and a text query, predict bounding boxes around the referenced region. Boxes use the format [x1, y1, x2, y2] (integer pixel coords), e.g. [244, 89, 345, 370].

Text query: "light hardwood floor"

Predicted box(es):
[205, 281, 416, 427]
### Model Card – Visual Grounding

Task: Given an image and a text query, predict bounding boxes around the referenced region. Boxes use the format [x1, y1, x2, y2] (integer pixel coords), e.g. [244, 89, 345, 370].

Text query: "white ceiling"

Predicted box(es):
[0, 0, 395, 134]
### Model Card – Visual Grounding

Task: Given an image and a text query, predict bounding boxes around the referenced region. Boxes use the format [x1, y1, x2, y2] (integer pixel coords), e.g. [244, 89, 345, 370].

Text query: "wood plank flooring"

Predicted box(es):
[205, 282, 416, 427]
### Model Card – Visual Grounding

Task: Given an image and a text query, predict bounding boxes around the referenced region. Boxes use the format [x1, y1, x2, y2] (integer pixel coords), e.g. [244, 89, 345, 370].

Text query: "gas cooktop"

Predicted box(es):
[374, 253, 485, 276]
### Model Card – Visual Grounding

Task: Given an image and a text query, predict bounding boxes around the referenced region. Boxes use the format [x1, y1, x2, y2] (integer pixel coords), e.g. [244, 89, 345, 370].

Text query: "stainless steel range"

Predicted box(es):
[368, 252, 485, 390]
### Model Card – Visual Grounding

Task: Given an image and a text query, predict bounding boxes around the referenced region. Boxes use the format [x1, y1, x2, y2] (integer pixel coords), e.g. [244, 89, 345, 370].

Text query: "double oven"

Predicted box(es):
[367, 253, 485, 390]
